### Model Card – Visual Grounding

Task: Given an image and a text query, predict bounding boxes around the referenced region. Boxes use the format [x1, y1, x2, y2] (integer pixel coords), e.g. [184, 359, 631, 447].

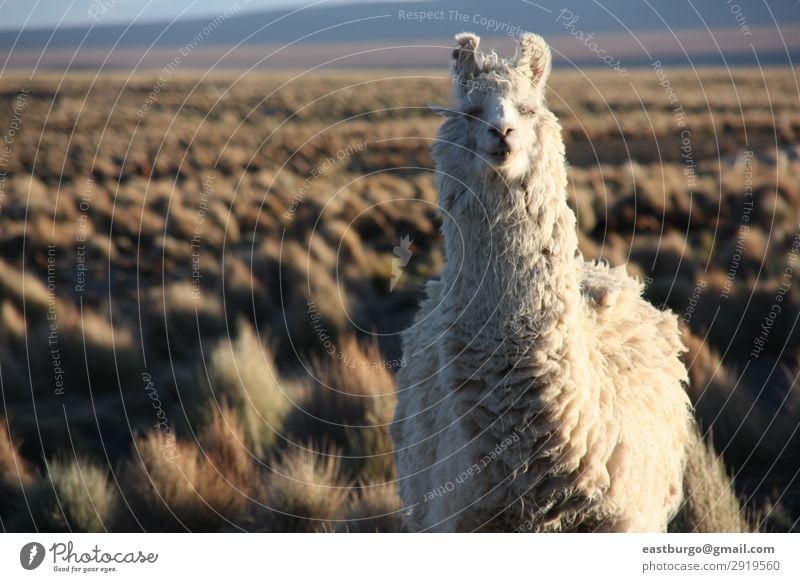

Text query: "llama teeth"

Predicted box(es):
[490, 148, 511, 160]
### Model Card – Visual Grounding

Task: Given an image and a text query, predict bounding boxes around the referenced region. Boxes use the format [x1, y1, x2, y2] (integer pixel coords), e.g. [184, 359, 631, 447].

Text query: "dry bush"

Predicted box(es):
[681, 330, 800, 532]
[12, 302, 139, 405]
[248, 442, 351, 532]
[0, 319, 28, 406]
[319, 219, 373, 276]
[118, 425, 255, 532]
[1, 298, 27, 342]
[670, 429, 753, 533]
[222, 255, 268, 321]
[198, 405, 258, 487]
[629, 231, 697, 282]
[342, 482, 403, 533]
[682, 331, 767, 466]
[265, 238, 351, 350]
[718, 227, 769, 278]
[285, 335, 396, 480]
[0, 421, 27, 480]
[0, 259, 51, 321]
[64, 307, 140, 388]
[11, 458, 116, 533]
[192, 324, 293, 457]
[143, 283, 228, 362]
[344, 419, 396, 484]
[0, 419, 33, 527]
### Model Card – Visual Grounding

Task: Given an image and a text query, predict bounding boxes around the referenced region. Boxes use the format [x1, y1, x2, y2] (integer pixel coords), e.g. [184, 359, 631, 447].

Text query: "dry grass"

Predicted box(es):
[7, 458, 116, 532]
[286, 335, 396, 480]
[198, 406, 258, 487]
[118, 421, 256, 532]
[250, 443, 351, 532]
[670, 428, 753, 533]
[0, 419, 33, 528]
[0, 259, 51, 321]
[0, 420, 31, 484]
[0, 68, 798, 530]
[192, 324, 293, 457]
[342, 482, 403, 533]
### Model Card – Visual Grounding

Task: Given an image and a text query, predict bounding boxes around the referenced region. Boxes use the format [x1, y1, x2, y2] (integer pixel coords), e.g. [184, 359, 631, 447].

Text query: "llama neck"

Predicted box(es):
[438, 115, 581, 341]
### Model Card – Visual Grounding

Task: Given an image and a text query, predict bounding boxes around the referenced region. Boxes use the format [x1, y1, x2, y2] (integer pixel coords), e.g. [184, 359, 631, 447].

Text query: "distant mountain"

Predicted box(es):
[1, 0, 798, 68]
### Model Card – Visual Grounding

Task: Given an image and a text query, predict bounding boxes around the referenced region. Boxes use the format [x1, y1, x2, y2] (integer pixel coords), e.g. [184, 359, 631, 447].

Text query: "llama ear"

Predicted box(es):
[452, 32, 481, 85]
[516, 33, 552, 88]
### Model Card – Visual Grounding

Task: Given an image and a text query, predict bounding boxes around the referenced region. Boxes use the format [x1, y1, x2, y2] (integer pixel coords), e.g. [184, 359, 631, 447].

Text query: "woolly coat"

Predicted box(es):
[390, 86, 692, 532]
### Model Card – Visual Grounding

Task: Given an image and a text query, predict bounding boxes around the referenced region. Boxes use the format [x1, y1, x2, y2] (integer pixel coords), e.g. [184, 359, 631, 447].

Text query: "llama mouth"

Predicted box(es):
[488, 147, 514, 162]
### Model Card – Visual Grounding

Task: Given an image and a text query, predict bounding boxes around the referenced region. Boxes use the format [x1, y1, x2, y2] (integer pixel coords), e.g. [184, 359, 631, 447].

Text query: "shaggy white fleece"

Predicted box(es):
[390, 32, 693, 532]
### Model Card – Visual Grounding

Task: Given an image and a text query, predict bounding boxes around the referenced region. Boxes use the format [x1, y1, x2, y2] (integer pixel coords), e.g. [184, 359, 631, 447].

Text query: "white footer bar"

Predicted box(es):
[1, 533, 796, 581]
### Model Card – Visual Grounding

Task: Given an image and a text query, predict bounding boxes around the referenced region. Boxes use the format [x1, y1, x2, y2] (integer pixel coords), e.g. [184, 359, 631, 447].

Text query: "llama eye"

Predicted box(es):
[463, 106, 483, 118]
[518, 105, 538, 116]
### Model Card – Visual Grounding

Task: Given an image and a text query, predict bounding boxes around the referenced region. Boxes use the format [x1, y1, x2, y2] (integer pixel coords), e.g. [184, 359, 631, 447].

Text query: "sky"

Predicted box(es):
[0, 0, 408, 31]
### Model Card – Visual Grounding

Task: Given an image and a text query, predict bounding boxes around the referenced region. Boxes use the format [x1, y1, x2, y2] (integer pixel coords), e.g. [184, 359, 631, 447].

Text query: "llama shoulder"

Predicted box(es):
[580, 260, 688, 382]
[580, 260, 642, 309]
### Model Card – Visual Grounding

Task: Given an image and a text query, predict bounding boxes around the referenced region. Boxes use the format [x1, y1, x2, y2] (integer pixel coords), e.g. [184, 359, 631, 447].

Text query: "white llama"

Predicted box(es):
[391, 32, 698, 532]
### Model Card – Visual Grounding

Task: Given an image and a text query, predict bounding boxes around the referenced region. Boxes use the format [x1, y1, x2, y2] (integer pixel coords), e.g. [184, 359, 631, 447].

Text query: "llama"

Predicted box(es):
[390, 32, 743, 532]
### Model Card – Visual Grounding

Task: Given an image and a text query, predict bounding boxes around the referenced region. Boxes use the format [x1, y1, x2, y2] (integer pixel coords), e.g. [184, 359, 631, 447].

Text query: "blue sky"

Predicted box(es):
[0, 0, 407, 31]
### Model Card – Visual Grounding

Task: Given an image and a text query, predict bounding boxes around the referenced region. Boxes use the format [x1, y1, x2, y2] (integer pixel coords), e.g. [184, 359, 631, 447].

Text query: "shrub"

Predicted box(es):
[670, 429, 753, 533]
[342, 482, 403, 532]
[248, 442, 350, 532]
[284, 335, 396, 480]
[0, 419, 33, 526]
[13, 458, 116, 532]
[0, 259, 51, 321]
[191, 324, 292, 457]
[118, 425, 254, 532]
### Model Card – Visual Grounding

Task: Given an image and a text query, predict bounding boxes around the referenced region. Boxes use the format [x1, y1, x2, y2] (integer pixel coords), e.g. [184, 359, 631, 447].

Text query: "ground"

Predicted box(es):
[0, 67, 798, 531]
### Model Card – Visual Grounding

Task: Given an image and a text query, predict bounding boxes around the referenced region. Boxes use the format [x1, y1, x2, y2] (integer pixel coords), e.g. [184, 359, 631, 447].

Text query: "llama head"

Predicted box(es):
[434, 32, 553, 184]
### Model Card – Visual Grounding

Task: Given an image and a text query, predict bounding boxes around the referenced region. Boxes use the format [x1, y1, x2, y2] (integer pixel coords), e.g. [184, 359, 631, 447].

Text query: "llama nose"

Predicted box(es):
[490, 125, 514, 138]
